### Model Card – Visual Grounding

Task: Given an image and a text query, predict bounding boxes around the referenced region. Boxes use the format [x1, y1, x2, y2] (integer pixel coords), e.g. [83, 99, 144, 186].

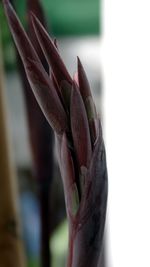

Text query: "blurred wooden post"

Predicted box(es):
[0, 32, 25, 267]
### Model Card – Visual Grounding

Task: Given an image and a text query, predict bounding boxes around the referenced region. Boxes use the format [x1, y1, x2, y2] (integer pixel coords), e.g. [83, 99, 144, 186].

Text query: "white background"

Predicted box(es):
[101, 0, 150, 266]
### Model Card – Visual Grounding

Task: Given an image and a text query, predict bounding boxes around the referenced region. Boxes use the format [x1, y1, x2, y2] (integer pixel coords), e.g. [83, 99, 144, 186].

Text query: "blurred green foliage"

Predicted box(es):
[28, 258, 39, 267]
[15, 0, 100, 35]
[0, 3, 16, 70]
[27, 220, 68, 267]
[42, 0, 100, 36]
[50, 220, 68, 267]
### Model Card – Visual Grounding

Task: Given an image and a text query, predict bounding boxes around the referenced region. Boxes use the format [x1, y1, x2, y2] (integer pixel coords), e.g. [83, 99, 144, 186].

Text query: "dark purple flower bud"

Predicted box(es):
[3, 0, 68, 134]
[26, 59, 68, 134]
[77, 57, 92, 101]
[31, 13, 72, 86]
[77, 57, 98, 144]
[60, 80, 72, 110]
[70, 82, 92, 168]
[3, 0, 38, 64]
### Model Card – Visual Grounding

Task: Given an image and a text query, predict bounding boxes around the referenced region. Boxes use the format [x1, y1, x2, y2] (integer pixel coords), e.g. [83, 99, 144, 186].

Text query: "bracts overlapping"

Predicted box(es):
[3, 1, 108, 266]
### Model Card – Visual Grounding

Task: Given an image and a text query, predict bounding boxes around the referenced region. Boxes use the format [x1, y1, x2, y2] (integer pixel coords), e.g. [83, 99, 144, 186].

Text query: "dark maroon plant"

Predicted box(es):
[3, 1, 108, 266]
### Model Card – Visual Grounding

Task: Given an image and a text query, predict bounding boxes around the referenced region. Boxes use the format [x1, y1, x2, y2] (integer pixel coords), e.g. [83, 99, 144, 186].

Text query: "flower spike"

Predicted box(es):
[3, 1, 108, 265]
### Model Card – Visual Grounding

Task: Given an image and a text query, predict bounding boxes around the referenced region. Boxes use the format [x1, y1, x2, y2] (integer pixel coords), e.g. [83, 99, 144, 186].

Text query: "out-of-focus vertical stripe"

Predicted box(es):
[0, 30, 25, 267]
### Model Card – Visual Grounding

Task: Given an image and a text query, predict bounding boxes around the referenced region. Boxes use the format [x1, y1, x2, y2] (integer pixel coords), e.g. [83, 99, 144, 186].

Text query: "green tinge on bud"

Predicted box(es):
[70, 183, 80, 215]
[60, 134, 79, 216]
[84, 96, 99, 145]
[85, 96, 97, 121]
[79, 166, 87, 194]
[89, 118, 99, 145]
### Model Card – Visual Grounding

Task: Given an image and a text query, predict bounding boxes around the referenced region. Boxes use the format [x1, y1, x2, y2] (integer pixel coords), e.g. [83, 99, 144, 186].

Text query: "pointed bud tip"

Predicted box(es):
[77, 56, 83, 70]
[30, 11, 55, 50]
[30, 11, 45, 35]
[54, 38, 58, 48]
[77, 56, 92, 101]
[30, 11, 39, 27]
[29, 10, 35, 19]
